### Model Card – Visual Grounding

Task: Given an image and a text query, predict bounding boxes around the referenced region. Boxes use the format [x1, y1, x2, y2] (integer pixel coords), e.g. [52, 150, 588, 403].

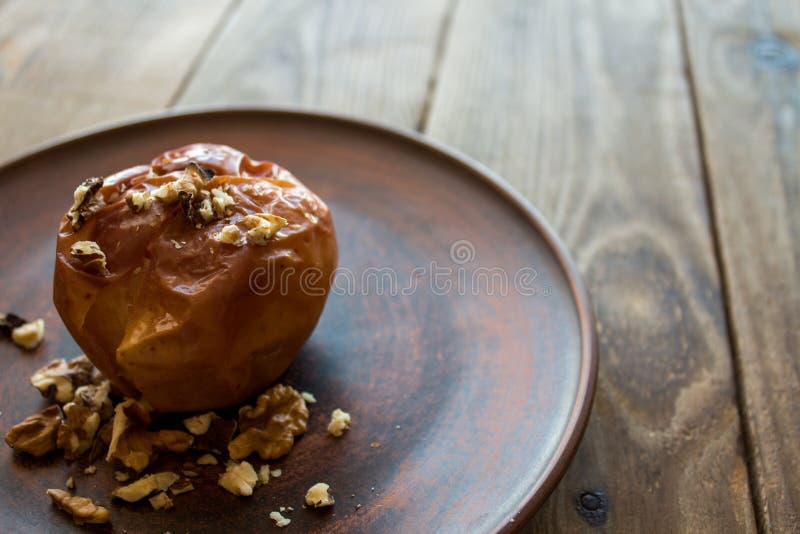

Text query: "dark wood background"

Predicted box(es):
[0, 1, 797, 532]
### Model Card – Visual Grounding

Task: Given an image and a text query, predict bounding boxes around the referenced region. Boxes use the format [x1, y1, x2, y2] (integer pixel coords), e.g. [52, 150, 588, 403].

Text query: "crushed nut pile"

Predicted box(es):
[4, 355, 353, 527]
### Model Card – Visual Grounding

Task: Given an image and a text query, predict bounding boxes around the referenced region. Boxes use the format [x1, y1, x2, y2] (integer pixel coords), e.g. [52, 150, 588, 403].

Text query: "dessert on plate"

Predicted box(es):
[53, 143, 337, 412]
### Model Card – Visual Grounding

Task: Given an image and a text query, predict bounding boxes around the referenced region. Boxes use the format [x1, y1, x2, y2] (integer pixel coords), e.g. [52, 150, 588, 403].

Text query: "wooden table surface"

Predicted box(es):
[0, 1, 797, 532]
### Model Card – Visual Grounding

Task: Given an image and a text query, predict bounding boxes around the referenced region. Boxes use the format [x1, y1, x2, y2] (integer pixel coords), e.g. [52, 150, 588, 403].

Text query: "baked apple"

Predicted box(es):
[53, 144, 337, 412]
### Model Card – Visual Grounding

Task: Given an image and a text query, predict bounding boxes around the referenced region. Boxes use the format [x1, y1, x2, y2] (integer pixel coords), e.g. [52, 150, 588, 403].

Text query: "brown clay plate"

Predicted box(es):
[0, 108, 596, 533]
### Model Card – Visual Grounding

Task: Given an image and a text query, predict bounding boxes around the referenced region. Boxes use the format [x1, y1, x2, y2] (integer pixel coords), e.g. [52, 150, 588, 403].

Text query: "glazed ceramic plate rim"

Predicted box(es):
[0, 107, 597, 532]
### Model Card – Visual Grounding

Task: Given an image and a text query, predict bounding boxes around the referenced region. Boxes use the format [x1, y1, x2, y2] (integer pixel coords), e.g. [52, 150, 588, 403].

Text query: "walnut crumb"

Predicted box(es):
[125, 190, 151, 213]
[170, 480, 195, 496]
[149, 491, 173, 510]
[214, 224, 243, 245]
[114, 471, 130, 482]
[182, 470, 199, 478]
[258, 464, 270, 485]
[70, 241, 110, 276]
[10, 319, 45, 350]
[112, 472, 179, 502]
[66, 476, 75, 490]
[270, 469, 282, 478]
[305, 482, 335, 508]
[4, 405, 62, 457]
[83, 465, 97, 475]
[270, 511, 291, 527]
[151, 177, 197, 204]
[197, 453, 218, 466]
[240, 213, 288, 245]
[370, 442, 381, 449]
[211, 187, 235, 217]
[218, 461, 258, 496]
[47, 488, 109, 525]
[328, 409, 351, 437]
[183, 412, 218, 435]
[67, 177, 104, 230]
[301, 392, 317, 404]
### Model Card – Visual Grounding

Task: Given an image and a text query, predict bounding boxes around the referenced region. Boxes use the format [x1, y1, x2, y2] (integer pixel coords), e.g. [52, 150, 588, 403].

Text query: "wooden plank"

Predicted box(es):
[0, 0, 235, 162]
[426, 0, 757, 531]
[177, 0, 452, 127]
[680, 0, 800, 530]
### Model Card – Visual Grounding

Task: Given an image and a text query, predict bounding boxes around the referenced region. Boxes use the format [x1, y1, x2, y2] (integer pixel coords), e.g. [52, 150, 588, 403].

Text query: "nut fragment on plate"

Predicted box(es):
[148, 491, 173, 510]
[301, 391, 317, 404]
[3, 316, 45, 350]
[327, 408, 351, 437]
[57, 402, 101, 459]
[47, 488, 109, 525]
[73, 380, 114, 421]
[4, 405, 61, 457]
[270, 511, 291, 527]
[305, 482, 335, 508]
[218, 461, 258, 496]
[30, 356, 93, 404]
[170, 480, 195, 495]
[106, 399, 193, 472]
[258, 464, 270, 485]
[183, 412, 218, 435]
[84, 465, 97, 475]
[67, 177, 104, 231]
[112, 471, 180, 502]
[70, 241, 111, 276]
[228, 384, 309, 460]
[197, 453, 218, 465]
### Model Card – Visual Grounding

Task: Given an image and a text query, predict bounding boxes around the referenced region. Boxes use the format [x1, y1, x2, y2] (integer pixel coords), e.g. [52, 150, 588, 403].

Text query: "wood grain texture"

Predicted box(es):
[178, 0, 452, 127]
[0, 0, 234, 162]
[681, 0, 800, 530]
[426, 0, 756, 531]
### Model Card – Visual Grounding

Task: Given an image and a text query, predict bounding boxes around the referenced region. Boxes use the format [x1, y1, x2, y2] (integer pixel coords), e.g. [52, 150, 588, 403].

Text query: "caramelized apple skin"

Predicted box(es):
[54, 144, 337, 412]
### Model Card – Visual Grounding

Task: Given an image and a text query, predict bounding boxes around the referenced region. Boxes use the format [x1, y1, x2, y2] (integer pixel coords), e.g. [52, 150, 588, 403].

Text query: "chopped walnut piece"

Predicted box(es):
[67, 177, 105, 231]
[106, 399, 193, 472]
[6, 405, 62, 456]
[270, 511, 291, 528]
[182, 470, 199, 478]
[270, 468, 282, 478]
[301, 392, 317, 404]
[305, 482, 335, 508]
[65, 477, 75, 490]
[151, 177, 197, 204]
[73, 380, 113, 421]
[47, 489, 110, 525]
[70, 241, 110, 276]
[328, 408, 351, 437]
[10, 318, 45, 350]
[170, 480, 195, 496]
[31, 356, 93, 404]
[240, 213, 288, 245]
[218, 461, 258, 496]
[228, 384, 309, 461]
[186, 161, 215, 182]
[183, 412, 218, 435]
[258, 464, 270, 485]
[149, 491, 173, 510]
[57, 402, 101, 459]
[112, 471, 180, 502]
[84, 465, 97, 475]
[197, 197, 214, 223]
[114, 471, 130, 482]
[197, 453, 218, 466]
[125, 190, 151, 213]
[211, 187, 235, 217]
[214, 224, 243, 245]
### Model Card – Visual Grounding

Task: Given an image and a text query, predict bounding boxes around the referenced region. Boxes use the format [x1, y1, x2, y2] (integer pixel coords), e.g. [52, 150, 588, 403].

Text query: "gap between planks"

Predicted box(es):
[416, 0, 459, 132]
[167, 0, 244, 108]
[672, 0, 763, 531]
